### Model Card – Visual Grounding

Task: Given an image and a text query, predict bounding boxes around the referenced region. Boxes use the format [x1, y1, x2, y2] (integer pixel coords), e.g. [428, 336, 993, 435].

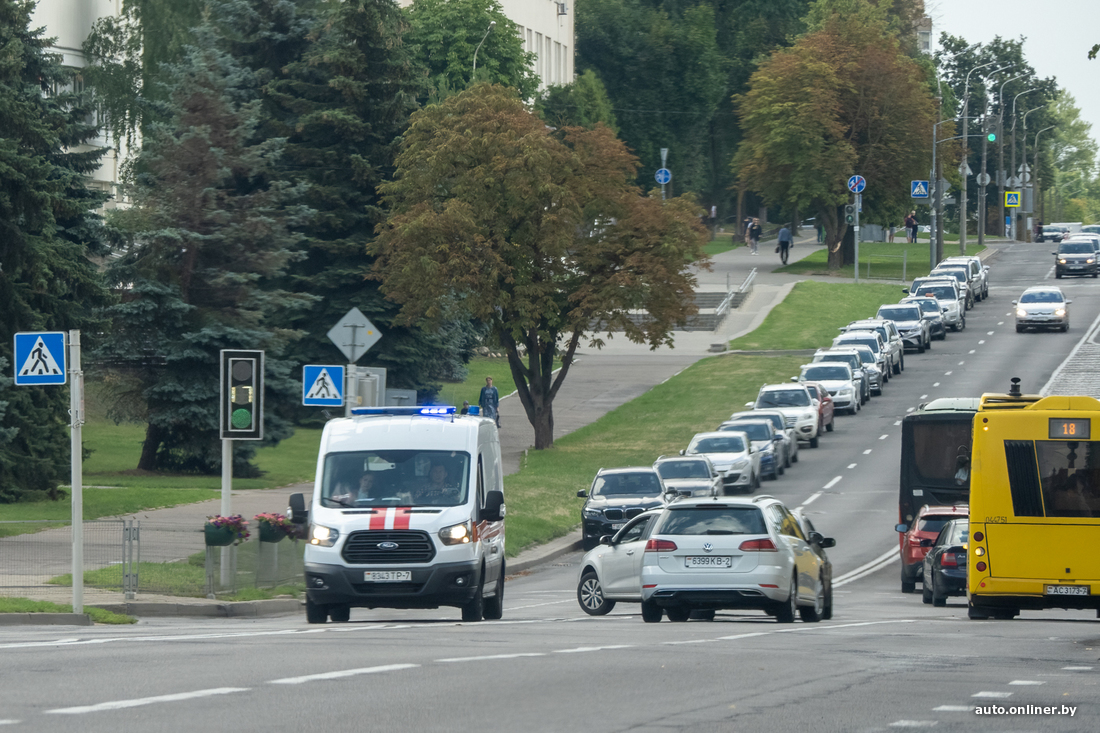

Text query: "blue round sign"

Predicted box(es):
[655, 168, 672, 185]
[847, 175, 866, 194]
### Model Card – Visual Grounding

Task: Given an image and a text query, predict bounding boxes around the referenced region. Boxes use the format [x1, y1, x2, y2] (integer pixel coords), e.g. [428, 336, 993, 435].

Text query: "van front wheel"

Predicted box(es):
[305, 597, 328, 624]
[462, 571, 486, 622]
[484, 565, 505, 620]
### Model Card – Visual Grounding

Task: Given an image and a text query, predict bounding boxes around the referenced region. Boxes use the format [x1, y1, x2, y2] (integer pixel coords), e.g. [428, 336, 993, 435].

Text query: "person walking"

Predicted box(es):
[748, 217, 763, 256]
[904, 211, 918, 244]
[888, 223, 896, 243]
[479, 376, 500, 428]
[777, 223, 793, 265]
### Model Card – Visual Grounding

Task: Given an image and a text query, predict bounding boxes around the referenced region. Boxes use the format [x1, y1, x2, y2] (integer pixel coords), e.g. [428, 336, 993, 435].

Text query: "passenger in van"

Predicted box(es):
[416, 463, 459, 504]
[333, 471, 383, 505]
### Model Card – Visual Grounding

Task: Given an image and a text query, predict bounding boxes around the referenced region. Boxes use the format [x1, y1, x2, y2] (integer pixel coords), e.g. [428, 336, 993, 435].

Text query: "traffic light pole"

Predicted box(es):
[221, 438, 232, 587]
[69, 330, 84, 615]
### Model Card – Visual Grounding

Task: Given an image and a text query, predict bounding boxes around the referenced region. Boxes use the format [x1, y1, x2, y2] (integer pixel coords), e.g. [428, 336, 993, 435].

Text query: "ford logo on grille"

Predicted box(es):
[377, 542, 400, 550]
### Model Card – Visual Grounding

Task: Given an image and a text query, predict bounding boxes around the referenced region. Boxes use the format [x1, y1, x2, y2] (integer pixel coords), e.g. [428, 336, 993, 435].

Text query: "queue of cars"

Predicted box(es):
[572, 256, 1001, 622]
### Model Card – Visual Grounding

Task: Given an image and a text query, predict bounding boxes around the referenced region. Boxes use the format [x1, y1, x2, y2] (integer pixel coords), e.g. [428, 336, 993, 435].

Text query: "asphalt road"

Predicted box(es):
[3, 241, 1100, 732]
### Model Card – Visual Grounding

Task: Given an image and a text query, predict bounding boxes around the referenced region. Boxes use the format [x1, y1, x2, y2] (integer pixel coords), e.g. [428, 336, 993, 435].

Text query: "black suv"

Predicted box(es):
[578, 468, 668, 550]
[1036, 226, 1064, 243]
[1054, 241, 1098, 278]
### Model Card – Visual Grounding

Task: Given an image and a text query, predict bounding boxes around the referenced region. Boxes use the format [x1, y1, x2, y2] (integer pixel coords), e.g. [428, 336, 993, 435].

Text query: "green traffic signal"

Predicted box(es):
[987, 133, 996, 142]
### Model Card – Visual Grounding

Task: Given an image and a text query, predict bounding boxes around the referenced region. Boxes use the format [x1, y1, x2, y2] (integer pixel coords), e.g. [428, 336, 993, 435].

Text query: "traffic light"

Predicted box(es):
[987, 132, 997, 142]
[844, 204, 856, 224]
[220, 350, 264, 440]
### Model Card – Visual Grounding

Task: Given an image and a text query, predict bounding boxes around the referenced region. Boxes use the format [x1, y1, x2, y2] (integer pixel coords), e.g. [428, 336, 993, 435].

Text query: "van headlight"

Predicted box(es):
[1059, 258, 1067, 264]
[439, 520, 474, 545]
[310, 524, 339, 547]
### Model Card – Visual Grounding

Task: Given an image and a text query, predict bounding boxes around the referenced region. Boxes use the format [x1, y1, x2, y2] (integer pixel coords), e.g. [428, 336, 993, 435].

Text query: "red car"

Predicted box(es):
[895, 504, 968, 593]
[802, 382, 836, 434]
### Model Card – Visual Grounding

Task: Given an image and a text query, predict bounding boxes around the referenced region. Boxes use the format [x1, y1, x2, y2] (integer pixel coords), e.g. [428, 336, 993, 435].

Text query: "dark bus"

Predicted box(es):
[898, 398, 980, 528]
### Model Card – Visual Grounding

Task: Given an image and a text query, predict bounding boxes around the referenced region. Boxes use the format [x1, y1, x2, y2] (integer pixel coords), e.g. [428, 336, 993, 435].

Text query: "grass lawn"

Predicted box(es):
[728, 281, 906, 351]
[0, 597, 135, 624]
[502, 354, 806, 556]
[778, 240, 983, 280]
[436, 355, 561, 408]
[703, 231, 743, 257]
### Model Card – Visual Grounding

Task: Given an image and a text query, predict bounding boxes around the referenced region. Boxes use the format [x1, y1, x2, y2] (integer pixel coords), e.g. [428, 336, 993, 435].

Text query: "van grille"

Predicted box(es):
[343, 531, 436, 564]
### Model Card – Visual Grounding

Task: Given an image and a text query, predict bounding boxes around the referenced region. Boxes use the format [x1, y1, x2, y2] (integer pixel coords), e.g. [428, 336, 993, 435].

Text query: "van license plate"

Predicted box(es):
[364, 571, 411, 582]
[1045, 584, 1089, 596]
[686, 556, 732, 568]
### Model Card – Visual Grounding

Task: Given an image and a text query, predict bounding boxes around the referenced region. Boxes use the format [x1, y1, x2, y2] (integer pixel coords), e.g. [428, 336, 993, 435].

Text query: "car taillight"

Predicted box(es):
[976, 561, 987, 572]
[645, 539, 677, 552]
[940, 552, 957, 567]
[739, 538, 777, 552]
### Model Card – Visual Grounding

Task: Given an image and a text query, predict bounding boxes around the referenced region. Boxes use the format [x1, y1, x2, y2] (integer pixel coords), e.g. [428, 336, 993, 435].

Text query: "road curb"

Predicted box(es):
[89, 598, 302, 619]
[0, 613, 92, 626]
[508, 530, 584, 575]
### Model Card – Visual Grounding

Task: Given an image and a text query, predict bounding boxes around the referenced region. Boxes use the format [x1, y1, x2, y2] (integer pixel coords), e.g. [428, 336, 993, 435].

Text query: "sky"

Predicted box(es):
[928, 0, 1100, 144]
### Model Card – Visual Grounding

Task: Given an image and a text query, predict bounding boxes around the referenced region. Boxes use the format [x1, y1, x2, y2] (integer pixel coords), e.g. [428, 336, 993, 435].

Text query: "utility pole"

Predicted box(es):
[996, 74, 1026, 237]
[978, 98, 989, 249]
[1035, 126, 1055, 233]
[1021, 106, 1046, 240]
[959, 62, 1013, 254]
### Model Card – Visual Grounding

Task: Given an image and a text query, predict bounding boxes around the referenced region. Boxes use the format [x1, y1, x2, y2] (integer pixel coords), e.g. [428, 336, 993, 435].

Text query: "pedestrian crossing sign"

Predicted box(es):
[910, 180, 929, 198]
[1005, 191, 1021, 207]
[303, 365, 344, 406]
[13, 332, 66, 385]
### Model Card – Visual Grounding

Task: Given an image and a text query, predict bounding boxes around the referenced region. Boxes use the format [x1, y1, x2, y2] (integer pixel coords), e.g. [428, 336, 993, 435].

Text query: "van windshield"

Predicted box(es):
[321, 450, 471, 508]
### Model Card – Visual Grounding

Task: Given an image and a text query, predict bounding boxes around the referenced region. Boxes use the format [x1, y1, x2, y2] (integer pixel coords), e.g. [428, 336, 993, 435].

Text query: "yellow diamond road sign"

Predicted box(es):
[1005, 191, 1021, 207]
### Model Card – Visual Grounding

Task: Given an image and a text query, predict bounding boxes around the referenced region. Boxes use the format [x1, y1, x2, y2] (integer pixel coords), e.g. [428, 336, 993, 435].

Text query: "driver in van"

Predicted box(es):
[416, 463, 458, 504]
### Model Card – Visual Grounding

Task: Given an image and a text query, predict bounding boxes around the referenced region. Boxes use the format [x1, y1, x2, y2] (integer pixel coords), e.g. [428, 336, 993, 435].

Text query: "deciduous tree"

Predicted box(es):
[373, 84, 709, 448]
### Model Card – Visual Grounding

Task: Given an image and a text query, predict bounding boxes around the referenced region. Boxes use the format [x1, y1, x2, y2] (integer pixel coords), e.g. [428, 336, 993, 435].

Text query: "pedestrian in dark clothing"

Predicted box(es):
[479, 377, 500, 428]
[904, 211, 918, 243]
[748, 218, 763, 255]
[777, 225, 793, 265]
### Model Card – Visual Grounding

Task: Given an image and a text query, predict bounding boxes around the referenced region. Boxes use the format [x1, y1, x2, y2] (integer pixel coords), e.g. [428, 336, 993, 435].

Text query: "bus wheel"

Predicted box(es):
[967, 602, 990, 620]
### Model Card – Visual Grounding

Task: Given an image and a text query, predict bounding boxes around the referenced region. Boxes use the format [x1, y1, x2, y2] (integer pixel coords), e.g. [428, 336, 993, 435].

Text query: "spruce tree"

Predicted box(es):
[0, 0, 111, 501]
[96, 21, 308, 475]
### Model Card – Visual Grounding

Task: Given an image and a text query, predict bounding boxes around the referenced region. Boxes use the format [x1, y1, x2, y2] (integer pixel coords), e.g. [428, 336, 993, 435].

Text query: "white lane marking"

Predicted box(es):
[933, 382, 940, 387]
[894, 420, 902, 426]
[848, 463, 857, 469]
[978, 340, 985, 344]
[0, 722, 21, 726]
[998, 321, 1004, 326]
[1063, 666, 1093, 670]
[1008, 680, 1045, 685]
[920, 394, 928, 399]
[553, 645, 634, 654]
[799, 491, 823, 508]
[663, 639, 714, 645]
[833, 546, 900, 584]
[1041, 307, 1100, 395]
[717, 632, 772, 641]
[437, 653, 546, 663]
[987, 331, 995, 335]
[933, 705, 973, 712]
[47, 688, 248, 715]
[969, 349, 976, 354]
[271, 663, 419, 685]
[906, 407, 915, 413]
[823, 476, 843, 489]
[506, 599, 575, 610]
[889, 722, 938, 728]
[863, 449, 873, 454]
[958, 361, 965, 365]
[0, 628, 311, 650]
[879, 434, 889, 440]
[944, 371, 952, 376]
[972, 691, 1013, 698]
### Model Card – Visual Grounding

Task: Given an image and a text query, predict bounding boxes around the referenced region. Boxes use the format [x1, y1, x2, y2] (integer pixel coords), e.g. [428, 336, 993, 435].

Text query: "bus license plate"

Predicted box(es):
[1045, 584, 1089, 596]
[686, 556, 732, 568]
[364, 571, 411, 582]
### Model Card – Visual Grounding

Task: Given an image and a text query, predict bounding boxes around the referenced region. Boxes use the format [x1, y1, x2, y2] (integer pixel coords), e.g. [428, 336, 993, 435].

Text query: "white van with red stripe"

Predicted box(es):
[288, 406, 506, 623]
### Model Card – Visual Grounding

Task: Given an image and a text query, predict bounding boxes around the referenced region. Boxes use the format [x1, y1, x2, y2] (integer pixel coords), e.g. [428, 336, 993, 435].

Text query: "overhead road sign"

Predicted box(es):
[911, 180, 929, 199]
[303, 365, 345, 407]
[1005, 191, 1021, 208]
[327, 308, 381, 364]
[655, 168, 671, 185]
[13, 332, 66, 385]
[847, 175, 866, 194]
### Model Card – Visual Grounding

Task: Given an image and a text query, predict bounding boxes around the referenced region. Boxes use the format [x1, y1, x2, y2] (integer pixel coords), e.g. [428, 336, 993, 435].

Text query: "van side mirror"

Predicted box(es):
[894, 523, 908, 533]
[576, 489, 587, 498]
[288, 493, 308, 525]
[482, 490, 506, 522]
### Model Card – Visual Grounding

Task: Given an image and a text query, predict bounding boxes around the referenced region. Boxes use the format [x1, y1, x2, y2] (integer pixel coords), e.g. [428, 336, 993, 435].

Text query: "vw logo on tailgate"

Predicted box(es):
[703, 543, 713, 553]
[377, 541, 400, 550]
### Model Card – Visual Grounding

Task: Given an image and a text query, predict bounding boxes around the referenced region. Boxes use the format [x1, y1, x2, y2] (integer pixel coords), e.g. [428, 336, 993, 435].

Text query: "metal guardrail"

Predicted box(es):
[715, 268, 756, 322]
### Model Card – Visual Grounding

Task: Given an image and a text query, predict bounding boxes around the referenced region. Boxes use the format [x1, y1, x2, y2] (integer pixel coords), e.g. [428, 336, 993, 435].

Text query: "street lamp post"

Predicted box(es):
[1008, 92, 1040, 240]
[1021, 105, 1046, 239]
[996, 74, 1026, 236]
[1034, 125, 1055, 228]
[931, 44, 979, 263]
[471, 20, 496, 78]
[959, 60, 999, 252]
[975, 65, 1014, 251]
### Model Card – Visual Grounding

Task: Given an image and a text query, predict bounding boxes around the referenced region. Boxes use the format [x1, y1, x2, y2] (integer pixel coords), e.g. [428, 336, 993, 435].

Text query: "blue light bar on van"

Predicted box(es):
[350, 406, 457, 416]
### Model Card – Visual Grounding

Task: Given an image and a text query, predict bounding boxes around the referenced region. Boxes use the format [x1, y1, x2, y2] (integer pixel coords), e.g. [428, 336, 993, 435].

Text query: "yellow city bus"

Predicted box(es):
[967, 380, 1100, 620]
